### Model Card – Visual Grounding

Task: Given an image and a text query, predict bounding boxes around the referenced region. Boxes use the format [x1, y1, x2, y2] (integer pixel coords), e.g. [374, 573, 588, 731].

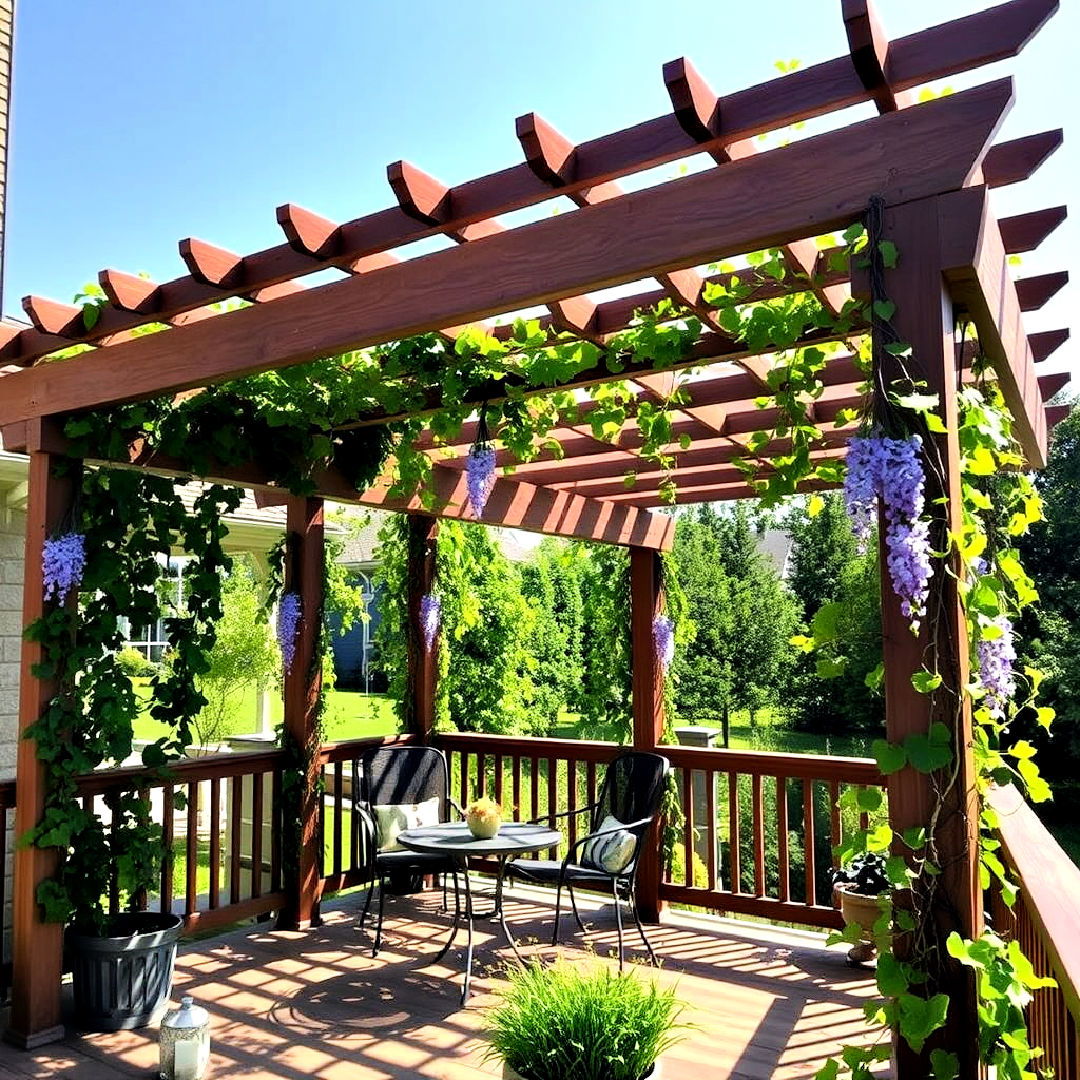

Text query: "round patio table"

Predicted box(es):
[397, 820, 561, 1002]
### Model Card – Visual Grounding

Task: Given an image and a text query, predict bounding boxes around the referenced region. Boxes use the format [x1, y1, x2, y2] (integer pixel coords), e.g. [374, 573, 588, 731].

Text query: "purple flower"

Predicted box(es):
[653, 614, 675, 673]
[420, 593, 441, 651]
[466, 443, 497, 518]
[277, 591, 302, 674]
[42, 532, 86, 604]
[844, 433, 933, 630]
[978, 616, 1016, 718]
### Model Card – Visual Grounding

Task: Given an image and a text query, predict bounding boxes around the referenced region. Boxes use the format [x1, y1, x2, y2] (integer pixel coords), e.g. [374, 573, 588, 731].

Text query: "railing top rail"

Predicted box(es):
[75, 747, 287, 797]
[318, 732, 418, 764]
[990, 783, 1080, 1022]
[434, 731, 881, 782]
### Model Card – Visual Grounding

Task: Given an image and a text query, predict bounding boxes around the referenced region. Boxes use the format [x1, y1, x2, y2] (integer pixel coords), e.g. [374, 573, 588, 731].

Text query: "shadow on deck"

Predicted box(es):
[0, 885, 887, 1079]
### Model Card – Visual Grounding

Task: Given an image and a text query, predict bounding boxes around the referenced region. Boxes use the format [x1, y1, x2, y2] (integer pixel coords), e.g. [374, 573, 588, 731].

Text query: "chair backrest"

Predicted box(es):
[592, 751, 671, 836]
[356, 745, 451, 823]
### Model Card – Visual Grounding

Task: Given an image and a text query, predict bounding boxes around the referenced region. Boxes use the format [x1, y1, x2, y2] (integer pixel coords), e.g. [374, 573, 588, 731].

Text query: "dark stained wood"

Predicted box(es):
[776, 776, 790, 904]
[803, 780, 817, 907]
[630, 546, 665, 922]
[999, 205, 1067, 253]
[1016, 270, 1068, 311]
[161, 784, 175, 914]
[843, 0, 912, 113]
[1030, 328, 1069, 362]
[729, 773, 741, 893]
[5, 441, 77, 1049]
[983, 128, 1062, 187]
[751, 774, 765, 897]
[185, 782, 199, 917]
[877, 196, 981, 1079]
[278, 497, 325, 930]
[405, 515, 439, 740]
[209, 778, 221, 910]
[0, 80, 1013, 428]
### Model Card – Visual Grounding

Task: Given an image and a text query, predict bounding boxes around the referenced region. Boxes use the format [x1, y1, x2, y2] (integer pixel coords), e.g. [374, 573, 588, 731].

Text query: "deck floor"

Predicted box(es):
[0, 886, 887, 1079]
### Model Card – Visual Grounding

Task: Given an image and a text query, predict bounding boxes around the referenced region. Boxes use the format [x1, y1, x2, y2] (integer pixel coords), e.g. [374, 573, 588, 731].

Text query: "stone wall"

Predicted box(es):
[0, 493, 22, 779]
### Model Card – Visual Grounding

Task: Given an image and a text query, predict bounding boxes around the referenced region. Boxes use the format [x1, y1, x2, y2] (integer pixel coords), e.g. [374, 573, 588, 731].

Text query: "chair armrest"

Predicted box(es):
[565, 814, 655, 858]
[527, 804, 595, 826]
[449, 797, 466, 820]
[354, 804, 377, 849]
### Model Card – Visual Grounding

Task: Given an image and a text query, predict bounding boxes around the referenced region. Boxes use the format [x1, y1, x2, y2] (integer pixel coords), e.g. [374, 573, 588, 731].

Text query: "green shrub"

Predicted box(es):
[116, 647, 157, 678]
[485, 962, 685, 1080]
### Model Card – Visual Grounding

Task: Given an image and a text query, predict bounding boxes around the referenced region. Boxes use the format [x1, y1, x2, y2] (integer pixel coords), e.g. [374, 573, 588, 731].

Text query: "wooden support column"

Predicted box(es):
[405, 515, 439, 741]
[875, 197, 980, 1079]
[630, 545, 666, 924]
[6, 439, 77, 1048]
[278, 496, 325, 930]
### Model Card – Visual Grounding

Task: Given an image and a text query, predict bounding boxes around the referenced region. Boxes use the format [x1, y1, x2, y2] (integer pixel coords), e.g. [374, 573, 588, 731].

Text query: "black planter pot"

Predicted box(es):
[66, 912, 183, 1031]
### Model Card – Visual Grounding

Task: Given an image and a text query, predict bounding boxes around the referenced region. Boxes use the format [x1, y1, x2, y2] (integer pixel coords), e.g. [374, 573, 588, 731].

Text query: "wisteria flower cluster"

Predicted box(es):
[420, 592, 441, 651]
[277, 591, 302, 674]
[844, 433, 933, 629]
[653, 614, 676, 673]
[42, 532, 86, 604]
[977, 616, 1016, 718]
[466, 443, 497, 518]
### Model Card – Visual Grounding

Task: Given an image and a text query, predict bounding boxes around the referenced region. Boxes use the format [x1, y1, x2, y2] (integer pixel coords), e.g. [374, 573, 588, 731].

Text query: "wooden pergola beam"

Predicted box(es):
[983, 128, 1062, 187]
[941, 185, 1049, 465]
[0, 81, 1013, 430]
[999, 205, 1067, 253]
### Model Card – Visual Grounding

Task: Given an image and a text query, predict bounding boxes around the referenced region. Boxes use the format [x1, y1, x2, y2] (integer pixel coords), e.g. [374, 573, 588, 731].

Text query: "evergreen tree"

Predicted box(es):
[671, 512, 734, 719]
[785, 494, 859, 620]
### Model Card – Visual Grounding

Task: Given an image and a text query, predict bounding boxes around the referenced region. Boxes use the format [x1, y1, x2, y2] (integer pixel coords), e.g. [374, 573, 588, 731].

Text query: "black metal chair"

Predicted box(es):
[505, 750, 671, 970]
[353, 745, 463, 956]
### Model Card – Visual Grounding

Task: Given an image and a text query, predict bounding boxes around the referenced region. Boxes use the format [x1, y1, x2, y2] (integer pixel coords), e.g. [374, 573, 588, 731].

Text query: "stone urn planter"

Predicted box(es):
[833, 883, 890, 965]
[67, 911, 183, 1030]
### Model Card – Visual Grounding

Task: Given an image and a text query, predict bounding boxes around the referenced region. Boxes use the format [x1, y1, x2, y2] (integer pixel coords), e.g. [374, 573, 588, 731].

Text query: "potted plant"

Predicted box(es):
[485, 962, 686, 1080]
[465, 795, 502, 839]
[830, 852, 891, 965]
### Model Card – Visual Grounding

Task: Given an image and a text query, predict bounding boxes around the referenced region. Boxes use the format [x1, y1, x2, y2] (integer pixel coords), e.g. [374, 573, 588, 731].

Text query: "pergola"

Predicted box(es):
[0, 1, 1071, 1075]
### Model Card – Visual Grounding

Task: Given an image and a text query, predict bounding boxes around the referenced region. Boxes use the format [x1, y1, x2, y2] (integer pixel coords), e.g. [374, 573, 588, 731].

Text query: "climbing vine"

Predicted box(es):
[696, 212, 1054, 1078]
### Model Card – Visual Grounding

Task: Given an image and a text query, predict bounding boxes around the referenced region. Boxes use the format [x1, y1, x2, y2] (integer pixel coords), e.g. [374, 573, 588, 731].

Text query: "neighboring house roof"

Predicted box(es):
[758, 528, 794, 578]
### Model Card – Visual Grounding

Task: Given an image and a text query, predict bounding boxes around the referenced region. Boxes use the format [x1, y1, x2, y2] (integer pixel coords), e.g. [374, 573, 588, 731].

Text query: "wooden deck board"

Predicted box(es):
[0, 887, 888, 1079]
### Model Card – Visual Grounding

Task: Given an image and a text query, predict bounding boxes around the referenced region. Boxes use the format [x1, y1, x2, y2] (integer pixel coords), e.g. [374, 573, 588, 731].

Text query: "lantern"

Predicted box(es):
[159, 995, 211, 1080]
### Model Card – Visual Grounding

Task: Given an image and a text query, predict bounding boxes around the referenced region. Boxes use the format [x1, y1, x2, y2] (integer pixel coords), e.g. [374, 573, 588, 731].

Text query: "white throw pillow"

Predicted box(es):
[581, 814, 637, 874]
[373, 796, 442, 852]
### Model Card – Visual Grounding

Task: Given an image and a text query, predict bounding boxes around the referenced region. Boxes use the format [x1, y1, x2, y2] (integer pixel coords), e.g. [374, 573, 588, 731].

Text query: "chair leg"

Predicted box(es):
[374, 871, 388, 958]
[612, 878, 625, 972]
[567, 881, 587, 934]
[359, 870, 375, 934]
[628, 881, 659, 967]
[551, 870, 566, 948]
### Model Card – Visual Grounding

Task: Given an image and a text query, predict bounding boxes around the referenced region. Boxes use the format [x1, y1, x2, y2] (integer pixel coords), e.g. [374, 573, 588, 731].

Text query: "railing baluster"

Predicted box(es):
[530, 758, 540, 859]
[161, 784, 175, 915]
[494, 753, 504, 811]
[752, 774, 765, 898]
[512, 754, 522, 819]
[567, 759, 578, 855]
[546, 758, 557, 830]
[727, 772, 741, 893]
[230, 773, 242, 905]
[586, 760, 597, 813]
[333, 761, 344, 876]
[477, 752, 487, 797]
[186, 781, 199, 918]
[829, 779, 841, 869]
[705, 769, 717, 892]
[460, 751, 470, 809]
[776, 775, 789, 903]
[251, 771, 264, 900]
[271, 767, 283, 892]
[804, 779, 817, 907]
[683, 769, 694, 888]
[208, 778, 221, 911]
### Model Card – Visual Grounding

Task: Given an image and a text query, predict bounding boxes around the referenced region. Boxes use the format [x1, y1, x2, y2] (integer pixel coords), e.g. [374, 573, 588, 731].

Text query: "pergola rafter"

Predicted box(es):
[0, 5, 1071, 1072]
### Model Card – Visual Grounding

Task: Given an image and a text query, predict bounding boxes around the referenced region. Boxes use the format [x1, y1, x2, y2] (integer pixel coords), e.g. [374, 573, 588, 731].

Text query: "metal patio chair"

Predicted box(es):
[353, 744, 463, 956]
[505, 750, 671, 970]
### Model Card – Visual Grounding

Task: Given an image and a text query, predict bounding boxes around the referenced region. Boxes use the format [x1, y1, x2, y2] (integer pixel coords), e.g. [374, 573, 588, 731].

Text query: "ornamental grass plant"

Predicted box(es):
[484, 961, 686, 1080]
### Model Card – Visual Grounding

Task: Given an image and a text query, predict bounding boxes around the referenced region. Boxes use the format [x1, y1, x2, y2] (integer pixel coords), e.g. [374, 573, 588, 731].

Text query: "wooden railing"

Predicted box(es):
[436, 732, 884, 929]
[989, 784, 1080, 1077]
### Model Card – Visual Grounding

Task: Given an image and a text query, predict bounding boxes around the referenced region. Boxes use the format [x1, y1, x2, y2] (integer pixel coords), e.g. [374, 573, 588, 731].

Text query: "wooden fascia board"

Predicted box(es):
[938, 185, 1048, 467]
[0, 80, 1013, 429]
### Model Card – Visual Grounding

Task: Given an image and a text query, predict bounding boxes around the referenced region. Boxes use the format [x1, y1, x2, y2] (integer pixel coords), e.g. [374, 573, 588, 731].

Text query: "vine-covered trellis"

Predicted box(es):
[0, 2, 1070, 1076]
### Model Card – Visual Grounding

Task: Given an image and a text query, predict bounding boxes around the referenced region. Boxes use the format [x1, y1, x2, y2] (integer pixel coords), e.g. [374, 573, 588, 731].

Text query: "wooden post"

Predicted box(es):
[875, 197, 981, 1079]
[629, 545, 666, 923]
[278, 496, 324, 930]
[405, 515, 438, 741]
[6, 443, 77, 1048]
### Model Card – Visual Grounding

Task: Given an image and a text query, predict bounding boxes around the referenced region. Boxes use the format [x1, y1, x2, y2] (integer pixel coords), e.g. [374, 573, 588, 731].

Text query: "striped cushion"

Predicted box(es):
[580, 815, 636, 874]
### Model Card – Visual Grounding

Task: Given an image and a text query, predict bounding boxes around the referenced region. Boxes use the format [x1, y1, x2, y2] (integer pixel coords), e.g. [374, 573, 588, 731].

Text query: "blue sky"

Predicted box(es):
[3, 0, 1075, 376]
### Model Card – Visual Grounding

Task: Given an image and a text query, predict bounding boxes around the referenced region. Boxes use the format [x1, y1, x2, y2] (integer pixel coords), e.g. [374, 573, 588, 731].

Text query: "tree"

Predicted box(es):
[193, 555, 279, 748]
[519, 540, 585, 733]
[702, 503, 800, 719]
[670, 512, 733, 720]
[785, 494, 859, 621]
